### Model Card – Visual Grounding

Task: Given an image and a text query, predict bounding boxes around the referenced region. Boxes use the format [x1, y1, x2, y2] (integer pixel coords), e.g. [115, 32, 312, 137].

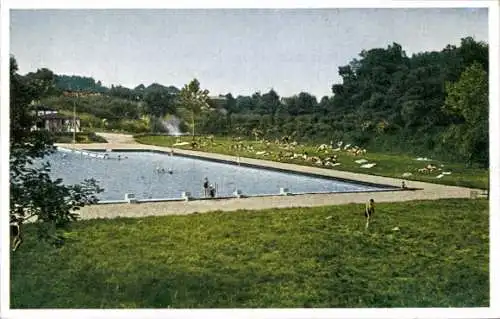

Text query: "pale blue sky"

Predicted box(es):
[10, 8, 488, 98]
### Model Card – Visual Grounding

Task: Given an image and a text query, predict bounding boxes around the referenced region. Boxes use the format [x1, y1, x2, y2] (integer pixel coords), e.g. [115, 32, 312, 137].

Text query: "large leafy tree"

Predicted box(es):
[442, 62, 489, 167]
[235, 95, 256, 114]
[143, 85, 178, 118]
[259, 89, 281, 120]
[283, 92, 318, 116]
[10, 56, 103, 249]
[223, 93, 237, 115]
[178, 79, 210, 140]
[24, 68, 61, 100]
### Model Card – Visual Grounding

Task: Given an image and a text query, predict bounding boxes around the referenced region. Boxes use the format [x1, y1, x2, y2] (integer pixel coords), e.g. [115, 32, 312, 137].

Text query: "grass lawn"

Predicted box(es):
[11, 199, 488, 308]
[135, 135, 488, 190]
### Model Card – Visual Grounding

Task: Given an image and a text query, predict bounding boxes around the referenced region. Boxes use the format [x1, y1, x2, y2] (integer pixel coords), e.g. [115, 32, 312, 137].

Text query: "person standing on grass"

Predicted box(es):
[11, 221, 22, 251]
[203, 177, 209, 197]
[365, 199, 375, 230]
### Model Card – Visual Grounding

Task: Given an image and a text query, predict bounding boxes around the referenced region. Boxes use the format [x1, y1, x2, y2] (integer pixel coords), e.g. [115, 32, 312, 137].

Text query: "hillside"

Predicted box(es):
[25, 36, 488, 167]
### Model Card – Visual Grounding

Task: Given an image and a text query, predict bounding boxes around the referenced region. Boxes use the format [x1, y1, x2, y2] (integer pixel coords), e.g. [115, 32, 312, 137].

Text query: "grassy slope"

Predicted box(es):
[11, 199, 488, 308]
[135, 135, 488, 190]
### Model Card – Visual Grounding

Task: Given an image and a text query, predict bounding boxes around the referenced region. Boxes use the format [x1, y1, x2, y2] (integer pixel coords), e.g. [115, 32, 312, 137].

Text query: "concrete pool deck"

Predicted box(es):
[55, 133, 481, 220]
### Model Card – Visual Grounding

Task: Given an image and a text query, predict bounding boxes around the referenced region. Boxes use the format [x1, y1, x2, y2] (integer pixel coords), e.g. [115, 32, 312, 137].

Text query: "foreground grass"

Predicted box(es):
[11, 199, 488, 308]
[135, 135, 488, 190]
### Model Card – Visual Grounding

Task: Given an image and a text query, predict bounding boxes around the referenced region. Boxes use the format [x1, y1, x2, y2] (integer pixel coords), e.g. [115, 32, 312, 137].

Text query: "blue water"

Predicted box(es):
[45, 150, 390, 201]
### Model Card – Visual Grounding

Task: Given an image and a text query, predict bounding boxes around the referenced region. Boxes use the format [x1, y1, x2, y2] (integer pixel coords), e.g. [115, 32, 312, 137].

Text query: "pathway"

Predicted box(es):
[95, 132, 137, 144]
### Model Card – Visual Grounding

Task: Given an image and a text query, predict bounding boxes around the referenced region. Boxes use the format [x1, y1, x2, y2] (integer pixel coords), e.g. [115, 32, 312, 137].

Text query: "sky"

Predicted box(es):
[10, 7, 488, 98]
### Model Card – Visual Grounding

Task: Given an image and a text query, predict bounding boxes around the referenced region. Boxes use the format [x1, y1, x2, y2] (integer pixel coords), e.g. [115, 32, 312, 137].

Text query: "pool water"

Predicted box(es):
[46, 150, 392, 201]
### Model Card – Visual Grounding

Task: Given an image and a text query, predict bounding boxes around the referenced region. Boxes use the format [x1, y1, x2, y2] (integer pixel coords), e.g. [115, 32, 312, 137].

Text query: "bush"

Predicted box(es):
[118, 119, 149, 133]
[51, 132, 107, 143]
[78, 114, 103, 130]
[105, 119, 150, 134]
[349, 131, 371, 147]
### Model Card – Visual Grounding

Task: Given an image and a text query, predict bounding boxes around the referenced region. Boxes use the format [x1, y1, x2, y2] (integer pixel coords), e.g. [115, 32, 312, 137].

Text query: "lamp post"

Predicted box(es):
[73, 95, 76, 144]
[68, 85, 78, 144]
[72, 87, 80, 144]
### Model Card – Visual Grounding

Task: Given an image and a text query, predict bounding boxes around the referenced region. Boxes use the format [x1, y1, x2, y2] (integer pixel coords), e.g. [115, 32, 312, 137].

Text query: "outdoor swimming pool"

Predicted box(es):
[47, 149, 395, 201]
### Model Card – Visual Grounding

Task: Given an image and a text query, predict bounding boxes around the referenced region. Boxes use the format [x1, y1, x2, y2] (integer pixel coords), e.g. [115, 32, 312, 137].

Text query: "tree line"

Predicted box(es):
[19, 36, 488, 167]
[201, 37, 488, 167]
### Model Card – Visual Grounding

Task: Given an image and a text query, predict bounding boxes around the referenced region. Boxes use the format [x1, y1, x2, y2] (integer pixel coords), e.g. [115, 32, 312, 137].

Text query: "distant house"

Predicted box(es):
[31, 105, 81, 133]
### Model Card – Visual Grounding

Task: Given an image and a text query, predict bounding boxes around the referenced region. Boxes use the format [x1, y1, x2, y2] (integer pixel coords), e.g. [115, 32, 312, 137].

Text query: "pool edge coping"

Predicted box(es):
[78, 147, 402, 190]
[55, 145, 412, 205]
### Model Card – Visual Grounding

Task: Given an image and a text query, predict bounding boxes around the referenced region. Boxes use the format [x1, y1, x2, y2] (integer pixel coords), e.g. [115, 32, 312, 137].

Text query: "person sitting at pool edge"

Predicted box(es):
[209, 184, 216, 198]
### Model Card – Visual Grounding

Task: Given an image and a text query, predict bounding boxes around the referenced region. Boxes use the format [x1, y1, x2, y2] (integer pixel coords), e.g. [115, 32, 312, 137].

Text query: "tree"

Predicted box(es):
[55, 74, 108, 93]
[143, 89, 177, 119]
[178, 79, 210, 140]
[260, 89, 281, 120]
[235, 95, 256, 114]
[224, 93, 237, 115]
[10, 56, 103, 249]
[285, 92, 318, 116]
[318, 96, 332, 115]
[25, 68, 61, 100]
[109, 85, 135, 100]
[442, 62, 488, 167]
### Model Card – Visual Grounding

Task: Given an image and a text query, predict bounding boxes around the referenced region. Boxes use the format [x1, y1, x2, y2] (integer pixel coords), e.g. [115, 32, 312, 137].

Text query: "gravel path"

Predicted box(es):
[95, 132, 137, 144]
[55, 134, 478, 220]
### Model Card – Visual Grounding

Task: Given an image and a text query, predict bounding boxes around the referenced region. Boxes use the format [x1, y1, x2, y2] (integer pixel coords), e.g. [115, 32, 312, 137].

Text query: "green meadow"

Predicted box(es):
[11, 199, 488, 308]
[135, 135, 488, 190]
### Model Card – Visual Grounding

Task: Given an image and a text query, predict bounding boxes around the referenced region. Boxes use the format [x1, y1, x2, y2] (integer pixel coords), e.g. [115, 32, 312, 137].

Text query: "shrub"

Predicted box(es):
[51, 132, 107, 143]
